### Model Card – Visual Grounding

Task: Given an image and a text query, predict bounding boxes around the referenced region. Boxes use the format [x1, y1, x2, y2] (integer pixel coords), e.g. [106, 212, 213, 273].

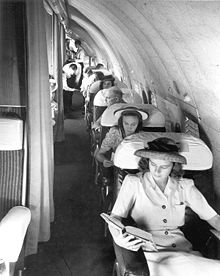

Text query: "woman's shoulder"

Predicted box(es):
[120, 174, 142, 194]
[123, 173, 142, 186]
[108, 126, 121, 135]
[175, 177, 194, 189]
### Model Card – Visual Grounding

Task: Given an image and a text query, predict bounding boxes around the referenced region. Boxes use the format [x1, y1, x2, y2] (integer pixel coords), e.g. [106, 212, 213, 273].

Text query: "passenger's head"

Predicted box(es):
[65, 39, 70, 49]
[135, 137, 186, 180]
[49, 75, 57, 100]
[100, 75, 115, 90]
[69, 63, 77, 74]
[115, 107, 148, 137]
[75, 39, 81, 49]
[104, 87, 123, 107]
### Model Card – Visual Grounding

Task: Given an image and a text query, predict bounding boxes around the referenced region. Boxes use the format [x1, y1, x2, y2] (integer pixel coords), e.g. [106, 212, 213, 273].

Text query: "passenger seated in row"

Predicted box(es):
[109, 137, 220, 276]
[81, 70, 105, 102]
[95, 107, 148, 168]
[49, 75, 58, 126]
[92, 87, 126, 130]
[100, 75, 115, 90]
[80, 67, 94, 98]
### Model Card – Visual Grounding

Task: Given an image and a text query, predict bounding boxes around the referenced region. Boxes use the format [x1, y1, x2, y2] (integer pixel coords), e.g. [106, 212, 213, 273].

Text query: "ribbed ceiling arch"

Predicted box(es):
[66, 0, 220, 130]
[65, 0, 220, 204]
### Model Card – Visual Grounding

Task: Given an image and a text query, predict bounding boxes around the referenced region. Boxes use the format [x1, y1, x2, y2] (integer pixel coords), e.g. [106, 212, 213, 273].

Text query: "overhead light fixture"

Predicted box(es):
[183, 93, 191, 102]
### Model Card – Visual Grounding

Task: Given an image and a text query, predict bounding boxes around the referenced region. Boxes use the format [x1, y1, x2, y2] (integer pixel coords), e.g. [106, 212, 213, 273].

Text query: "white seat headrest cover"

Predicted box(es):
[0, 118, 23, 150]
[101, 103, 165, 128]
[114, 141, 144, 169]
[93, 90, 107, 106]
[113, 132, 213, 171]
[89, 80, 101, 94]
[101, 103, 128, 126]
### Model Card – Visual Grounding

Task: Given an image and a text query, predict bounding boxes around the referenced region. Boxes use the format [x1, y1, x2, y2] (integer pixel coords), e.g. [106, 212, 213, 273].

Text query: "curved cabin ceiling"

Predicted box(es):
[65, 0, 220, 206]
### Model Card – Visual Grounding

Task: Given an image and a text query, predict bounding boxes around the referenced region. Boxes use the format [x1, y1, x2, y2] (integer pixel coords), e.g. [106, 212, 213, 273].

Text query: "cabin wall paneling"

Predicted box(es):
[157, 96, 183, 132]
[0, 1, 27, 105]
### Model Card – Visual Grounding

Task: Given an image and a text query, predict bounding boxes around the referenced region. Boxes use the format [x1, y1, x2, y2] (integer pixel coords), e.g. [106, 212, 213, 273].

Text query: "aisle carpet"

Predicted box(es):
[25, 93, 114, 276]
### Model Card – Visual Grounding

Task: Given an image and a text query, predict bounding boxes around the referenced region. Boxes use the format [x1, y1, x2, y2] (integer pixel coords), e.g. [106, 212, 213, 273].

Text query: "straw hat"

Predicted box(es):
[114, 106, 149, 121]
[134, 137, 187, 164]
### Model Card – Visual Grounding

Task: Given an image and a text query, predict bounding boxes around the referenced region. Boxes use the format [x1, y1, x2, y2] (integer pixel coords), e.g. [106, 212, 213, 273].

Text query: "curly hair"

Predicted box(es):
[138, 157, 184, 179]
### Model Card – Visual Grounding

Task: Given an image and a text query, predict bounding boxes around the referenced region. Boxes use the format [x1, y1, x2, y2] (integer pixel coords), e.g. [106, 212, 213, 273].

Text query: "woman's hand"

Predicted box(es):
[114, 231, 145, 251]
[103, 159, 114, 167]
[91, 121, 101, 131]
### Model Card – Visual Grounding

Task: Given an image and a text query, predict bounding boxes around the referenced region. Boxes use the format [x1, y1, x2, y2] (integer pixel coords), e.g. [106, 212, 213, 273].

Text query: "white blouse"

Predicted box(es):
[111, 172, 217, 251]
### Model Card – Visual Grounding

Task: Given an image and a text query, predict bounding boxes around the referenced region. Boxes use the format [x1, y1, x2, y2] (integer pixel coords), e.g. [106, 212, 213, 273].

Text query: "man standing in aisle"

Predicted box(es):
[74, 40, 86, 88]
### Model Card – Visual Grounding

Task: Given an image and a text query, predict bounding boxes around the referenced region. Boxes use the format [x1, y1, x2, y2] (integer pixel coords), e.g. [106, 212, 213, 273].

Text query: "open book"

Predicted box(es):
[100, 213, 157, 249]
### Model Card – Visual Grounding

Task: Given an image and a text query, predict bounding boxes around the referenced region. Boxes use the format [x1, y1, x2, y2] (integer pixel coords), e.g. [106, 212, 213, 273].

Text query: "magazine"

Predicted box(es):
[100, 212, 157, 249]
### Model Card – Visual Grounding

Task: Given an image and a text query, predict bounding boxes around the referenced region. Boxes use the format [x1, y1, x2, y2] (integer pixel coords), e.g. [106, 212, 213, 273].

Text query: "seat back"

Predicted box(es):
[113, 241, 150, 276]
[101, 103, 166, 129]
[120, 88, 142, 104]
[86, 80, 102, 125]
[113, 168, 139, 204]
[89, 80, 102, 95]
[93, 106, 107, 122]
[114, 132, 213, 171]
[0, 110, 27, 220]
[112, 131, 213, 209]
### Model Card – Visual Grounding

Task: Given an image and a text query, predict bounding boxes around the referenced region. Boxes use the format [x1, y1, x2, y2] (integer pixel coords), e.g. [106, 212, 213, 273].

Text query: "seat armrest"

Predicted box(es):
[113, 242, 149, 276]
[0, 206, 31, 263]
[210, 229, 220, 240]
[209, 229, 220, 259]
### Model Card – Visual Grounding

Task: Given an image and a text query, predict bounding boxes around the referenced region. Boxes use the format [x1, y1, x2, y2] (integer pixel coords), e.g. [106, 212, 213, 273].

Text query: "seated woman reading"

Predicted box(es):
[109, 137, 220, 276]
[95, 106, 148, 168]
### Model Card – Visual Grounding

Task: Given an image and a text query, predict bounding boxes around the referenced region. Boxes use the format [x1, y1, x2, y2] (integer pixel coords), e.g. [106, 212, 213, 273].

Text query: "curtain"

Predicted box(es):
[25, 0, 54, 256]
[0, 1, 26, 105]
[52, 15, 65, 142]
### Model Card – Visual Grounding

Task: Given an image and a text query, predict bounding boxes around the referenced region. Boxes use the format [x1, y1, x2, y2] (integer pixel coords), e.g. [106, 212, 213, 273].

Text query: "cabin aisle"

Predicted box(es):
[25, 94, 114, 275]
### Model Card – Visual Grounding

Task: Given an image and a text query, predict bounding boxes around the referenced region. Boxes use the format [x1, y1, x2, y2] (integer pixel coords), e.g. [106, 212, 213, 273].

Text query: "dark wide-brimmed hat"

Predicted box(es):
[101, 75, 115, 82]
[134, 137, 187, 164]
[114, 106, 149, 121]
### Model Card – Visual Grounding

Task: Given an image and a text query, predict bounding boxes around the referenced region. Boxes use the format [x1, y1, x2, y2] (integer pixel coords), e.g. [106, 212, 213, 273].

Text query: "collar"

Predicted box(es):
[144, 172, 178, 192]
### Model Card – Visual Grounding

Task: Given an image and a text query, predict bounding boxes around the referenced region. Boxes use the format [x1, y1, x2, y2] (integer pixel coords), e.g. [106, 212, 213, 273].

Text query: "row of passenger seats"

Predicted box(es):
[84, 71, 152, 217]
[82, 68, 219, 276]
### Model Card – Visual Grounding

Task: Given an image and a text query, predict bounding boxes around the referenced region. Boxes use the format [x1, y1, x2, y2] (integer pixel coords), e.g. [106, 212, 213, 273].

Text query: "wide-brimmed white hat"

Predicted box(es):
[114, 106, 149, 121]
[134, 137, 187, 164]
